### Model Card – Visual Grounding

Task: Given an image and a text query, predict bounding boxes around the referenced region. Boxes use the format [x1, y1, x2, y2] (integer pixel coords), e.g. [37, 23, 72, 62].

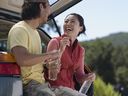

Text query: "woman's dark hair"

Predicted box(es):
[65, 13, 86, 36]
[21, 2, 46, 20]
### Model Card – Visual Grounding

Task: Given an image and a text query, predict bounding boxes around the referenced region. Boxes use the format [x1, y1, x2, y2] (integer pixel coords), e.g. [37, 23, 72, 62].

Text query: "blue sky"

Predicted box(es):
[55, 0, 128, 41]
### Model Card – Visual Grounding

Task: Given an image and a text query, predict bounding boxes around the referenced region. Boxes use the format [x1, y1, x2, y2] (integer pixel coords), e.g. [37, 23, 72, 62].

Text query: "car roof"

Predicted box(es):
[0, 0, 82, 21]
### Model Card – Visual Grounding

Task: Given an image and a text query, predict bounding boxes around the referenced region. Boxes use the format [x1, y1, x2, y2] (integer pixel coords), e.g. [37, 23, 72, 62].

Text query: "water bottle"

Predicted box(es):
[79, 80, 92, 94]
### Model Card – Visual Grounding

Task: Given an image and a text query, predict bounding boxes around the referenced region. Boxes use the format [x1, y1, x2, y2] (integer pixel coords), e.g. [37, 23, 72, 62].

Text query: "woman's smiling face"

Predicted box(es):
[63, 14, 83, 38]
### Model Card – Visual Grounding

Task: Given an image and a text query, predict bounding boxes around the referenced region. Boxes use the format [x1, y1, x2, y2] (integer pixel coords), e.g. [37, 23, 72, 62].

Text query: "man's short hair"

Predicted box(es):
[21, 0, 48, 20]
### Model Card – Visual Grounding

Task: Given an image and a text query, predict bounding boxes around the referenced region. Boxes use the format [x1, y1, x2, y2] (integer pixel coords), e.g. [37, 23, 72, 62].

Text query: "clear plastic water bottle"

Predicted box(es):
[79, 80, 92, 94]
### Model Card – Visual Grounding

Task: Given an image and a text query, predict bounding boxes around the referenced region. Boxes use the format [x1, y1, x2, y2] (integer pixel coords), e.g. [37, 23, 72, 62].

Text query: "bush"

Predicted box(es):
[94, 77, 121, 96]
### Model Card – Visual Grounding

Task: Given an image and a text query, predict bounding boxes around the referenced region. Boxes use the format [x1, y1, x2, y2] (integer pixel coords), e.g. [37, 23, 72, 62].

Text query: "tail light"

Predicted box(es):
[0, 52, 21, 76]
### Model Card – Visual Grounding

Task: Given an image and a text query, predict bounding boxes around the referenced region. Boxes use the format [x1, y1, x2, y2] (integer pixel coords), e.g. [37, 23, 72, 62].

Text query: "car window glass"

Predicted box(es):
[0, 40, 7, 51]
[40, 19, 60, 38]
[49, 0, 58, 5]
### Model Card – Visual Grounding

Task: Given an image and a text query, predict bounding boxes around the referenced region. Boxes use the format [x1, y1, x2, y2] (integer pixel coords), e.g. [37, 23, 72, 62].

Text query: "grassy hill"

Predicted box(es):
[85, 32, 128, 47]
[102, 32, 128, 46]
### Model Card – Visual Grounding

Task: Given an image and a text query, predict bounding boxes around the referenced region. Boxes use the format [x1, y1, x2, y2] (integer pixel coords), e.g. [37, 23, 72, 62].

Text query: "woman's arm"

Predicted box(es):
[75, 48, 95, 84]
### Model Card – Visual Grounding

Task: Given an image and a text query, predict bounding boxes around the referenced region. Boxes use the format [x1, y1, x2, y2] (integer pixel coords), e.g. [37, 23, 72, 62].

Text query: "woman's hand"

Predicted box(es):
[80, 73, 96, 84]
[85, 73, 96, 81]
[59, 36, 70, 53]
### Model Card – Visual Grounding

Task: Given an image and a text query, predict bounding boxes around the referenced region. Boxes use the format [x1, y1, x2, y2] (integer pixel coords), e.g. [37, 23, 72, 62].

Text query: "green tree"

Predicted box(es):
[81, 39, 116, 84]
[111, 46, 128, 90]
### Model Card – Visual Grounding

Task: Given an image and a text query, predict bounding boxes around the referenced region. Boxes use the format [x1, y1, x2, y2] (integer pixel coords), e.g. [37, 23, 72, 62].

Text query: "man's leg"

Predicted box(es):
[23, 80, 55, 96]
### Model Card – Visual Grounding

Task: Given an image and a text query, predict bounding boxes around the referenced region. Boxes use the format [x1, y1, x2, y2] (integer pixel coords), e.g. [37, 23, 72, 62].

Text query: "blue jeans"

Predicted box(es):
[23, 80, 86, 96]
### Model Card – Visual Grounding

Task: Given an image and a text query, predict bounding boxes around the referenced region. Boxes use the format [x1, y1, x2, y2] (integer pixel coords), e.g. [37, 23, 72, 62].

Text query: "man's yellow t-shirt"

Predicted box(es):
[7, 21, 45, 84]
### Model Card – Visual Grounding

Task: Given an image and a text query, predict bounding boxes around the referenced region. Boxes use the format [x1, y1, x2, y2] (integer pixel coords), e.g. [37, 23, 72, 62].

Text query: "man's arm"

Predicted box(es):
[12, 46, 59, 66]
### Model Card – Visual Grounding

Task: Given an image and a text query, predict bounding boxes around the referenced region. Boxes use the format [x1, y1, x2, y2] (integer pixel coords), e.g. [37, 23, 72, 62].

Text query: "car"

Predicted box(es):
[0, 0, 93, 96]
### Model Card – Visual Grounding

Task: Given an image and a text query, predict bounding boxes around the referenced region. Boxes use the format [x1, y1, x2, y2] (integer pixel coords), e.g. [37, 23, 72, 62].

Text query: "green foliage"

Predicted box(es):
[112, 46, 128, 68]
[82, 39, 116, 84]
[94, 77, 121, 96]
[80, 32, 128, 93]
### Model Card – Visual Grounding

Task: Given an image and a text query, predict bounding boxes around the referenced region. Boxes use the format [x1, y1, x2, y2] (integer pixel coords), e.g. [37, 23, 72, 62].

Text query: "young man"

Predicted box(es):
[7, 0, 60, 96]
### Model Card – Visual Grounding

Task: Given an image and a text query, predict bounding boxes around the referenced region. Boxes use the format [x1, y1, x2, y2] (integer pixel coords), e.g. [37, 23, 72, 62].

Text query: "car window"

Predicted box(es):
[0, 40, 7, 51]
[40, 20, 60, 38]
[49, 0, 58, 5]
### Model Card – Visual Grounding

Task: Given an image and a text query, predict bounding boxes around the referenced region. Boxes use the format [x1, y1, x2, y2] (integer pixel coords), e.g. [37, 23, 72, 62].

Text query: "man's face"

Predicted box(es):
[40, 0, 51, 23]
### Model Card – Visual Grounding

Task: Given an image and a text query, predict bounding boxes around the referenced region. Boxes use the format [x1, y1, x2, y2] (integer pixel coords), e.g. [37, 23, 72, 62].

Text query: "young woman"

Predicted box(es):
[45, 13, 95, 93]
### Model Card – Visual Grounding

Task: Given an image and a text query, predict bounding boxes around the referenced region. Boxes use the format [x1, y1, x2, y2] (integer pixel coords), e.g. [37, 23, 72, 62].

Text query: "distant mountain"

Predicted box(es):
[86, 32, 128, 47]
[102, 32, 128, 46]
